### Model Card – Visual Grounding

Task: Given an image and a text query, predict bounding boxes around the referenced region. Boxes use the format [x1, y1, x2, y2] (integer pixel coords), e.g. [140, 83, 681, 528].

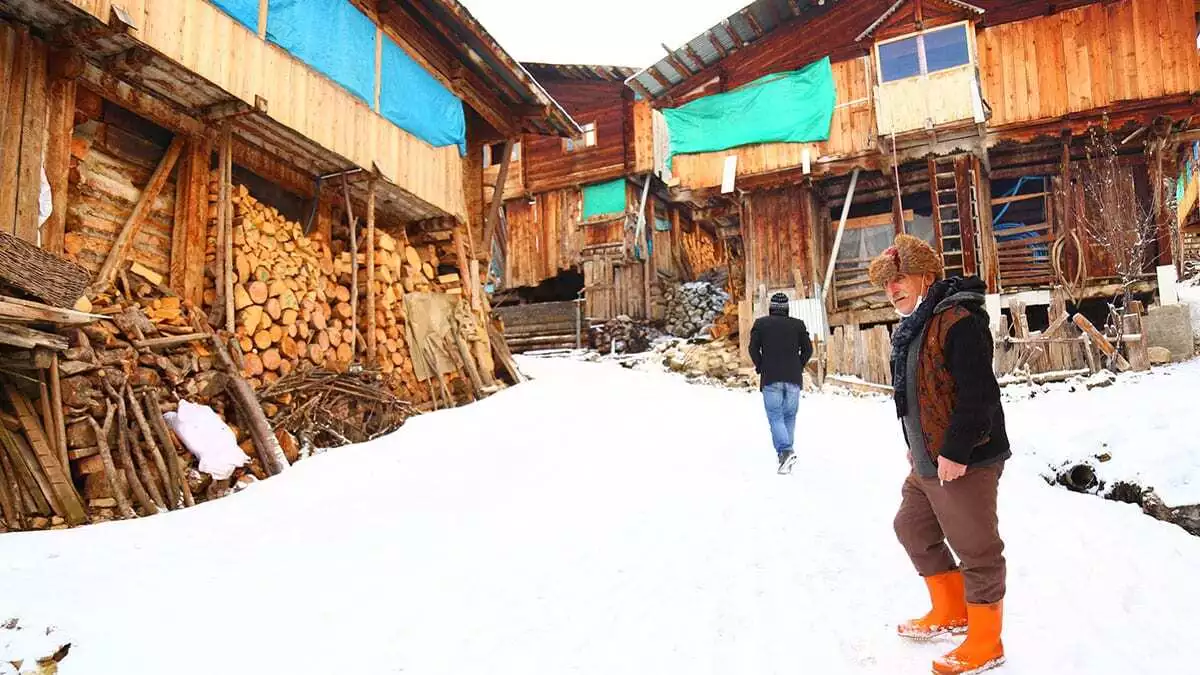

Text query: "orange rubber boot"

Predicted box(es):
[897, 570, 968, 640]
[932, 601, 1006, 674]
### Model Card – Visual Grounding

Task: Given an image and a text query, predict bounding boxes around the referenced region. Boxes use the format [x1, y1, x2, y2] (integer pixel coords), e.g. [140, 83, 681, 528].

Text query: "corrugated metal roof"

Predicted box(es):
[523, 63, 639, 83]
[625, 0, 843, 102]
[417, 1, 581, 137]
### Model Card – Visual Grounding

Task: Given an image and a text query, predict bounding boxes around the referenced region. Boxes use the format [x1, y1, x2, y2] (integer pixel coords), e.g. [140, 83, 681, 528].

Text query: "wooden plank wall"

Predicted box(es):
[978, 0, 1200, 128]
[0, 21, 50, 244]
[523, 79, 629, 193]
[630, 99, 654, 175]
[502, 188, 585, 289]
[582, 252, 645, 321]
[825, 323, 893, 386]
[64, 89, 178, 281]
[68, 0, 467, 220]
[744, 184, 816, 292]
[672, 57, 874, 191]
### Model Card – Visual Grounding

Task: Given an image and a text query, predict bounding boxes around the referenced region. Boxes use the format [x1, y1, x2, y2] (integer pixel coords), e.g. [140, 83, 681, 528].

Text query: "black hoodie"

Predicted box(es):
[748, 305, 814, 390]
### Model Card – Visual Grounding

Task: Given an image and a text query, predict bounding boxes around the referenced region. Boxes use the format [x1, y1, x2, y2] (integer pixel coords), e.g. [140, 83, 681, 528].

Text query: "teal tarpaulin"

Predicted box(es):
[662, 57, 836, 167]
[212, 0, 259, 32]
[582, 179, 626, 220]
[267, 0, 376, 103]
[381, 37, 467, 155]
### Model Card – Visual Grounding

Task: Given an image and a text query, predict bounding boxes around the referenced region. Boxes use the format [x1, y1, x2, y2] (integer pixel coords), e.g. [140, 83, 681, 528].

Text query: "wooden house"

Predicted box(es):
[0, 0, 578, 403]
[486, 62, 723, 352]
[625, 0, 1200, 383]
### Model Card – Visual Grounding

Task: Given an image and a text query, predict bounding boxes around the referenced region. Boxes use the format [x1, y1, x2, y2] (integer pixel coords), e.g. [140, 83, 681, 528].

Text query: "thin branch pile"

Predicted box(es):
[258, 368, 417, 451]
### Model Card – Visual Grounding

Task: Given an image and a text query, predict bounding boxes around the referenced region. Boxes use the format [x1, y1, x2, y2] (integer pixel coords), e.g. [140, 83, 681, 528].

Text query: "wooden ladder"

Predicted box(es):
[929, 156, 981, 278]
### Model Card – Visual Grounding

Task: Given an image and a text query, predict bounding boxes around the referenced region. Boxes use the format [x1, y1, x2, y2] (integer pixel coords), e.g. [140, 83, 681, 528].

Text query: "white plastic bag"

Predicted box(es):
[163, 400, 247, 479]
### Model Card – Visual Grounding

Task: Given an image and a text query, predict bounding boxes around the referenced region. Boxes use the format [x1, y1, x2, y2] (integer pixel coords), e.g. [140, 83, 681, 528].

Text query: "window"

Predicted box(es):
[564, 122, 597, 152]
[878, 23, 971, 83]
[483, 141, 520, 168]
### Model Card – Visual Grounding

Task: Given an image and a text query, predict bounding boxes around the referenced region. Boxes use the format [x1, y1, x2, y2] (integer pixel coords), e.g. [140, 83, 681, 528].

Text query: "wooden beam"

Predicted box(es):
[6, 386, 86, 524]
[482, 139, 514, 265]
[824, 168, 861, 302]
[742, 9, 764, 38]
[341, 173, 361, 359]
[366, 176, 377, 365]
[220, 123, 234, 333]
[706, 32, 728, 60]
[43, 75, 76, 255]
[627, 77, 654, 101]
[258, 0, 268, 38]
[79, 63, 209, 138]
[723, 20, 746, 48]
[92, 135, 185, 291]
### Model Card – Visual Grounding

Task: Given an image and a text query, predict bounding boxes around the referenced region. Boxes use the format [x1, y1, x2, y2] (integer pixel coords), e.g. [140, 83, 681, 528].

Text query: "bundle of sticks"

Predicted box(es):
[259, 367, 417, 451]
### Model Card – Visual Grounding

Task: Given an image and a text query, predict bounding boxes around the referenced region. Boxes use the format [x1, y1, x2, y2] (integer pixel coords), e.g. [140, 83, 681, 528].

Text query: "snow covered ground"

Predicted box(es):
[1, 356, 1198, 674]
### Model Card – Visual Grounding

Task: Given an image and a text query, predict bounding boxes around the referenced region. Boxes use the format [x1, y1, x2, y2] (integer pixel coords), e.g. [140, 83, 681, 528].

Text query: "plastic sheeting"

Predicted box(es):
[212, 0, 259, 32]
[164, 400, 248, 480]
[582, 179, 626, 220]
[380, 37, 466, 156]
[662, 57, 835, 167]
[267, 0, 375, 103]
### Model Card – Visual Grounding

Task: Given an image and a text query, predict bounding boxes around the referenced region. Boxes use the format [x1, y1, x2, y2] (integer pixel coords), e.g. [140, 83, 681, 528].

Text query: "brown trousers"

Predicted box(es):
[893, 463, 1006, 604]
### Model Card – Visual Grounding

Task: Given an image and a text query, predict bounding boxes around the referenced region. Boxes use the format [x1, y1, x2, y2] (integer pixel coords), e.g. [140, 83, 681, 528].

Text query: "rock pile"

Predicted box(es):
[589, 315, 657, 354]
[663, 281, 729, 338]
[659, 338, 757, 389]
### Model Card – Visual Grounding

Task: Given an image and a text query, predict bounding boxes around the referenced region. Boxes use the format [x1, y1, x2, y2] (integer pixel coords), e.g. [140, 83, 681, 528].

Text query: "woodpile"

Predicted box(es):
[205, 182, 349, 386]
[0, 275, 279, 531]
[259, 367, 417, 451]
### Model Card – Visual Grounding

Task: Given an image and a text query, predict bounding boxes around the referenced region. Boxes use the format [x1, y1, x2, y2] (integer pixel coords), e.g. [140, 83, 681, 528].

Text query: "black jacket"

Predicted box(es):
[748, 309, 814, 390]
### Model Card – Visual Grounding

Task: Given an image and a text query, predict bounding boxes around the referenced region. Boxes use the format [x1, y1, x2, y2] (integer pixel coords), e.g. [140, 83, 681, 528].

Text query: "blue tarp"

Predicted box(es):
[212, 0, 259, 32]
[267, 0, 376, 103]
[380, 37, 466, 156]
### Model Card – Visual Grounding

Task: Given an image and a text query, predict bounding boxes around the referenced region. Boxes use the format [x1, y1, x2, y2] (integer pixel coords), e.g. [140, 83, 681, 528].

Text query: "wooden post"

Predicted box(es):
[481, 139, 514, 264]
[1123, 300, 1149, 371]
[221, 124, 234, 333]
[93, 135, 185, 291]
[43, 73, 77, 254]
[341, 173, 360, 358]
[48, 356, 68, 476]
[257, 0, 268, 38]
[1073, 313, 1130, 371]
[87, 406, 135, 519]
[823, 167, 860, 302]
[365, 177, 377, 365]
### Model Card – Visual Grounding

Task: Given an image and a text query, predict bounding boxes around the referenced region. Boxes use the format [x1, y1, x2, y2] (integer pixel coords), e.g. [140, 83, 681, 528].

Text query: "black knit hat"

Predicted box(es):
[769, 292, 789, 314]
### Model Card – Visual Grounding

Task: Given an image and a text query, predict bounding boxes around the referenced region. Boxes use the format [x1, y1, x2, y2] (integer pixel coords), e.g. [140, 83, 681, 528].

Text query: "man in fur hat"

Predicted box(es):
[748, 292, 813, 474]
[868, 234, 1011, 675]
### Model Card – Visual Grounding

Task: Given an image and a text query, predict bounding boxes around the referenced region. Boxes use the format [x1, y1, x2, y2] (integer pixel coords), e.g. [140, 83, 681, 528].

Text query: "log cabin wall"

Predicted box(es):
[523, 79, 629, 193]
[65, 90, 179, 284]
[978, 0, 1200, 131]
[502, 188, 585, 290]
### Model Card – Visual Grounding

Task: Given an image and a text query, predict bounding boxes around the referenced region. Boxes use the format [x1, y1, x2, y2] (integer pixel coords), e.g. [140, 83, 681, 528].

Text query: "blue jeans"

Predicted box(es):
[762, 381, 801, 456]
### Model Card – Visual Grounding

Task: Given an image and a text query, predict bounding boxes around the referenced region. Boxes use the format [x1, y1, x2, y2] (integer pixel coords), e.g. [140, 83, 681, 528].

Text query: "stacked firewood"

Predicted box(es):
[205, 182, 358, 386]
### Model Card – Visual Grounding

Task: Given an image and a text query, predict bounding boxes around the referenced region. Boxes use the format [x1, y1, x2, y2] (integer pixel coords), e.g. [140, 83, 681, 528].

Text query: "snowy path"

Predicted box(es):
[1, 357, 1199, 674]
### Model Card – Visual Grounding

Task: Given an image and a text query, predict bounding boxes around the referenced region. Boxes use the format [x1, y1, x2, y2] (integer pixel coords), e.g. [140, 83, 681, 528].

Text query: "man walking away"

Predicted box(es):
[748, 292, 813, 474]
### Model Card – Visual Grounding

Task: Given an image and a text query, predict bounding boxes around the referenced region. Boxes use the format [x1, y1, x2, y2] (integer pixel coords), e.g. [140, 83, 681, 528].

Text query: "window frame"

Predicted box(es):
[875, 21, 974, 85]
[483, 141, 520, 168]
[563, 122, 598, 153]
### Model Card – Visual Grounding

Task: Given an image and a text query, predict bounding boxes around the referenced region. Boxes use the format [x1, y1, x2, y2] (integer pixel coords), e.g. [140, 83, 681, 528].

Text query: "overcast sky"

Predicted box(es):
[462, 0, 743, 70]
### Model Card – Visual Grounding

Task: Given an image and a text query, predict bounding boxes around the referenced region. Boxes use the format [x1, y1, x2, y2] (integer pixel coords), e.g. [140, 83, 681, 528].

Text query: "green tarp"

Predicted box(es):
[663, 57, 836, 167]
[582, 179, 627, 220]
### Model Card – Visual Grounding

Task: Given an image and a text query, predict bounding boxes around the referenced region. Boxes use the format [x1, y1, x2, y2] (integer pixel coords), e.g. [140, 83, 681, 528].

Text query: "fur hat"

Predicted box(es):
[868, 234, 943, 288]
[769, 292, 789, 315]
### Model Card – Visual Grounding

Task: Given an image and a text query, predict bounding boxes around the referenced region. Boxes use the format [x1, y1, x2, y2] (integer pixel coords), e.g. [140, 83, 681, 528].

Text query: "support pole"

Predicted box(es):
[365, 176, 377, 365]
[822, 167, 860, 303]
[341, 173, 360, 358]
[481, 139, 514, 264]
